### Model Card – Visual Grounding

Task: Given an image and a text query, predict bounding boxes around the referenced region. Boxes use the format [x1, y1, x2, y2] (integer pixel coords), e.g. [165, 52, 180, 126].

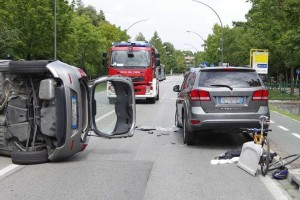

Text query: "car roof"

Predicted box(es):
[199, 66, 256, 72]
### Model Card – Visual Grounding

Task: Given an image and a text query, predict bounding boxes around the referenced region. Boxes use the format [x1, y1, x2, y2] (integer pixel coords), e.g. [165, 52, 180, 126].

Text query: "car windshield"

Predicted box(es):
[111, 50, 150, 68]
[198, 71, 262, 88]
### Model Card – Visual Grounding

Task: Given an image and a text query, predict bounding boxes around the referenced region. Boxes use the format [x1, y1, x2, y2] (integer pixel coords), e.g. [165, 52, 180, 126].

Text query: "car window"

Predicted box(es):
[198, 71, 262, 88]
[187, 73, 196, 89]
[181, 72, 195, 90]
[180, 73, 190, 90]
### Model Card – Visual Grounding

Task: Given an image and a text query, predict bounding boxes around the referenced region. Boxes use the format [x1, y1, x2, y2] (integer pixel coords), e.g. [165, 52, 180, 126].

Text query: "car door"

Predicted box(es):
[90, 76, 136, 138]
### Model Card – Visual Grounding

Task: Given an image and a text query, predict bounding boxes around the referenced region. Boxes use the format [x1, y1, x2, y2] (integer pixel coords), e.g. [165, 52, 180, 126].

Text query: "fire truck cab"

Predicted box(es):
[107, 41, 160, 104]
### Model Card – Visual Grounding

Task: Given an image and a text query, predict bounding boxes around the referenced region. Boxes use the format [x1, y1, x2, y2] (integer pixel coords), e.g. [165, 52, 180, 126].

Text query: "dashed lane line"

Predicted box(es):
[0, 164, 19, 177]
[95, 110, 115, 122]
[292, 133, 300, 140]
[277, 125, 289, 131]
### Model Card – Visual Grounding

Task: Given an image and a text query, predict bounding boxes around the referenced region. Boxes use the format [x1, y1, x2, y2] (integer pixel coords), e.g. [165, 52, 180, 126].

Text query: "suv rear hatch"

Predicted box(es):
[193, 67, 268, 113]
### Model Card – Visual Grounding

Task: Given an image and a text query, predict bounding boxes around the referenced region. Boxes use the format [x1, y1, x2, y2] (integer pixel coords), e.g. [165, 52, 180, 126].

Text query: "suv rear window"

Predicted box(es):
[198, 70, 262, 88]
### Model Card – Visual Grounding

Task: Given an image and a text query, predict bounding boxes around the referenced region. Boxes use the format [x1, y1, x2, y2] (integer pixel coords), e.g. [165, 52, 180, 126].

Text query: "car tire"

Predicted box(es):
[175, 111, 182, 128]
[11, 149, 49, 165]
[183, 114, 194, 145]
[9, 60, 49, 74]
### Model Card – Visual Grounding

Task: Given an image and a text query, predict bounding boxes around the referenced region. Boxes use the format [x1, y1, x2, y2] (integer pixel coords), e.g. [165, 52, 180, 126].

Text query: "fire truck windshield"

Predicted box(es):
[111, 50, 150, 68]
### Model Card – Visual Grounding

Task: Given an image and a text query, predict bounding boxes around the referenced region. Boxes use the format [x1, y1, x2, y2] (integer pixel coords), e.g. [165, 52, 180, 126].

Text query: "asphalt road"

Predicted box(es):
[0, 75, 297, 200]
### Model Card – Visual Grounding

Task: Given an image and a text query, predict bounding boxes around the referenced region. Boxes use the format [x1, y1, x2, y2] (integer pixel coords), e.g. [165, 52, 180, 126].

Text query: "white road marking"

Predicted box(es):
[96, 110, 115, 122]
[277, 125, 289, 131]
[0, 164, 19, 177]
[270, 120, 275, 123]
[292, 133, 300, 139]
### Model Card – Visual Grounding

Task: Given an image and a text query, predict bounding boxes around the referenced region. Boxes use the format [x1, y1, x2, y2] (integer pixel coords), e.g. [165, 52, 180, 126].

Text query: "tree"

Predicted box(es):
[76, 5, 101, 26]
[203, 24, 223, 66]
[134, 32, 146, 41]
[0, 0, 74, 60]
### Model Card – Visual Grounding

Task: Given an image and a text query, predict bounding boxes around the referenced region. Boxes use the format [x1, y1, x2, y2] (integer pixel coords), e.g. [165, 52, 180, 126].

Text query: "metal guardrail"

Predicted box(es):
[265, 83, 300, 97]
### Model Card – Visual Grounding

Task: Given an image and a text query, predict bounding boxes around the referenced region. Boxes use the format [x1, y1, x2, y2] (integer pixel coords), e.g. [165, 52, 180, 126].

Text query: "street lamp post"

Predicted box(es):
[186, 30, 205, 43]
[184, 43, 198, 52]
[192, 0, 223, 65]
[126, 19, 150, 33]
[187, 30, 206, 51]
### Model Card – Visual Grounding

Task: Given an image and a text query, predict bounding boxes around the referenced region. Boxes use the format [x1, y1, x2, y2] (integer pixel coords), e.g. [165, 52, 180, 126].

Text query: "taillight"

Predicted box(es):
[81, 144, 88, 151]
[252, 89, 268, 101]
[78, 68, 87, 78]
[223, 68, 235, 71]
[191, 120, 200, 125]
[190, 89, 211, 101]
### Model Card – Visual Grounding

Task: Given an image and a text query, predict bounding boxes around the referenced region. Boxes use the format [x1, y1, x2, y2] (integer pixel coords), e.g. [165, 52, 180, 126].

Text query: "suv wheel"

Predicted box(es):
[183, 114, 194, 145]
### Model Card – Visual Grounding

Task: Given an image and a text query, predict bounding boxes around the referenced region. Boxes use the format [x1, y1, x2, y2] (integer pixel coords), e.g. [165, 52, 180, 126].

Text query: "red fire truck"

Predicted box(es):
[106, 41, 160, 103]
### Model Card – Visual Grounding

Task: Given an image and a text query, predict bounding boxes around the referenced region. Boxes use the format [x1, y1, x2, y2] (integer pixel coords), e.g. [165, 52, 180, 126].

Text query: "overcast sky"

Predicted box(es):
[81, 0, 252, 52]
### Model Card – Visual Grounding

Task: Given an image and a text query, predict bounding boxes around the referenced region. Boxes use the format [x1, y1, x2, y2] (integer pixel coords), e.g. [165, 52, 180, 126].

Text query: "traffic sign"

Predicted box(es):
[250, 49, 269, 74]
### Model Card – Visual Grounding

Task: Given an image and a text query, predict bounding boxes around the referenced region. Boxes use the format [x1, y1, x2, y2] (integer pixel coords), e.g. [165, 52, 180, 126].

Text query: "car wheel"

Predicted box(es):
[175, 111, 182, 128]
[11, 149, 49, 165]
[183, 114, 194, 145]
[9, 60, 49, 74]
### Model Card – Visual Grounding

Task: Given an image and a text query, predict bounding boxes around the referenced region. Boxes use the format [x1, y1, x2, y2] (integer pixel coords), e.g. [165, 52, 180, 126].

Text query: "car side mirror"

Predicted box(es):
[155, 59, 160, 67]
[173, 85, 180, 92]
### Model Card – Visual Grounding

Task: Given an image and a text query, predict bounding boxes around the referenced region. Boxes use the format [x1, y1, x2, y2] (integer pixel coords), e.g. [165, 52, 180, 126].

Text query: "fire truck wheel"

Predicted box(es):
[147, 97, 156, 104]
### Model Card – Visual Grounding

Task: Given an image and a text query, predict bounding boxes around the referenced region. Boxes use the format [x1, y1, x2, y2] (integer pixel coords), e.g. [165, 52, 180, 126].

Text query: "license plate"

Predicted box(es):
[71, 96, 78, 129]
[218, 97, 244, 104]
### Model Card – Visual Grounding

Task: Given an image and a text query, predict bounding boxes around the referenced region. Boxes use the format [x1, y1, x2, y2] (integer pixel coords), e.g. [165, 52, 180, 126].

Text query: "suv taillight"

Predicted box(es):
[190, 89, 211, 101]
[252, 89, 268, 101]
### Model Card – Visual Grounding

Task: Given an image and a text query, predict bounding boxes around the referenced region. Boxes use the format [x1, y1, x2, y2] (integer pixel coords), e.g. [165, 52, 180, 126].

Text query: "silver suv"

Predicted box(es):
[173, 67, 270, 145]
[0, 60, 135, 164]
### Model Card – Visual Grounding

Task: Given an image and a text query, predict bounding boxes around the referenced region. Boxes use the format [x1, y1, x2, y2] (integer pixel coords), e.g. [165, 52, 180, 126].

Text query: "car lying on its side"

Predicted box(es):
[173, 67, 270, 145]
[0, 60, 135, 164]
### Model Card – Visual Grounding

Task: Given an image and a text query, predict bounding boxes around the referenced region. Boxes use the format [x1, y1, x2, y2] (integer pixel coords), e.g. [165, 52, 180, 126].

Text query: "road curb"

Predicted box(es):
[287, 168, 300, 191]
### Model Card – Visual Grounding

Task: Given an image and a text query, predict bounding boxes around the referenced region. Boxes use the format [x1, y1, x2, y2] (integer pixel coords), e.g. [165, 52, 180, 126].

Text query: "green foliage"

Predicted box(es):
[1, 0, 299, 79]
[134, 32, 146, 41]
[269, 89, 300, 100]
[0, 0, 129, 78]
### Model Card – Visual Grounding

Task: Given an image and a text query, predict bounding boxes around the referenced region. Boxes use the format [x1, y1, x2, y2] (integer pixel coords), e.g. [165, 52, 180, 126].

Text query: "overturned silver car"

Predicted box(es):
[0, 60, 135, 164]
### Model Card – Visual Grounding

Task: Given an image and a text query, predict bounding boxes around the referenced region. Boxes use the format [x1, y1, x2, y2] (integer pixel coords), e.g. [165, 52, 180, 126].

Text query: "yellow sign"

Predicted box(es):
[253, 53, 268, 63]
[250, 49, 269, 74]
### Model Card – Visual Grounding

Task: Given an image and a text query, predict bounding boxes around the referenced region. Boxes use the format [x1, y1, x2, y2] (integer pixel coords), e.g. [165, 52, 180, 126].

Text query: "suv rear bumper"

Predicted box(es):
[188, 106, 270, 132]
